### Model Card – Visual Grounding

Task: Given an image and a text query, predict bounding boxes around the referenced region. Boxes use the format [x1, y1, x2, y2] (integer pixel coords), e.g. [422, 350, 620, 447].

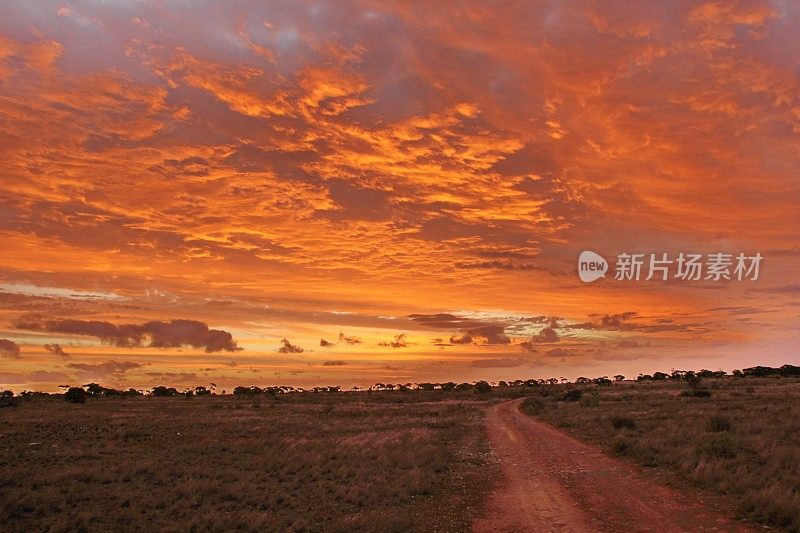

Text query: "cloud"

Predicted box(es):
[44, 343, 69, 358]
[322, 360, 347, 366]
[0, 371, 70, 384]
[17, 318, 240, 352]
[411, 314, 510, 345]
[471, 358, 526, 368]
[545, 348, 578, 357]
[278, 338, 304, 354]
[144, 371, 198, 383]
[0, 339, 20, 358]
[320, 338, 334, 347]
[521, 326, 560, 352]
[67, 361, 142, 379]
[465, 325, 511, 345]
[379, 333, 408, 348]
[338, 332, 362, 345]
[449, 333, 473, 344]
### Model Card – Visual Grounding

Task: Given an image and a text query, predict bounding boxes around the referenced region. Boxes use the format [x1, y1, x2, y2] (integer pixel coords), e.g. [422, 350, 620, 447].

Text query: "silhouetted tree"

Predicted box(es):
[64, 387, 87, 403]
[151, 386, 178, 397]
[474, 381, 492, 394]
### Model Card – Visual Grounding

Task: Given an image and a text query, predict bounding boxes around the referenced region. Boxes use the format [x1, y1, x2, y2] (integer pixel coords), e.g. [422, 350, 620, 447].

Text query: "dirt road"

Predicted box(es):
[473, 399, 751, 533]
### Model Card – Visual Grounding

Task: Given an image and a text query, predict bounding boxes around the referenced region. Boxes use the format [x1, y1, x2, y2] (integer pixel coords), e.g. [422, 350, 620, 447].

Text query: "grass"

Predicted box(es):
[0, 394, 496, 532]
[520, 377, 800, 532]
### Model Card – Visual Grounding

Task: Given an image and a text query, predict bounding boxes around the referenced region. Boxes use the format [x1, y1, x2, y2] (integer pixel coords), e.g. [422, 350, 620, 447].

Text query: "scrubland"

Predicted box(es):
[0, 394, 495, 532]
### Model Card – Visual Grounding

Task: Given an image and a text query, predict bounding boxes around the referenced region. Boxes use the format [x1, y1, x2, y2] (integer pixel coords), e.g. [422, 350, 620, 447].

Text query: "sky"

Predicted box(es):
[0, 0, 798, 392]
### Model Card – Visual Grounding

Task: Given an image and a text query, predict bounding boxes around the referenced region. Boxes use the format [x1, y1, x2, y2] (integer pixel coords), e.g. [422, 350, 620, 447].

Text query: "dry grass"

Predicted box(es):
[0, 394, 495, 532]
[521, 377, 800, 532]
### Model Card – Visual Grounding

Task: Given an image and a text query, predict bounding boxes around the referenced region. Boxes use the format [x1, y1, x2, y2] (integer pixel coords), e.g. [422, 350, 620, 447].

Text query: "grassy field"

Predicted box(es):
[521, 377, 800, 532]
[0, 394, 496, 532]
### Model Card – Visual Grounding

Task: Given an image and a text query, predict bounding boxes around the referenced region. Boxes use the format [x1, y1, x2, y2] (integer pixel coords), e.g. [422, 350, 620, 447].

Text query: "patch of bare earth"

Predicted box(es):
[474, 399, 752, 533]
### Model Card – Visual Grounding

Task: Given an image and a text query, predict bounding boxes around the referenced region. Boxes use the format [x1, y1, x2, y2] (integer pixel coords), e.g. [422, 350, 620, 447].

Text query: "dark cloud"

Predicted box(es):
[465, 325, 511, 345]
[471, 357, 526, 368]
[144, 371, 198, 382]
[530, 327, 560, 344]
[410, 313, 510, 345]
[278, 338, 304, 354]
[338, 332, 362, 345]
[17, 318, 240, 353]
[320, 338, 334, 347]
[0, 371, 70, 383]
[68, 361, 142, 379]
[317, 180, 394, 222]
[44, 343, 69, 358]
[409, 313, 485, 329]
[379, 333, 408, 348]
[569, 312, 638, 330]
[545, 348, 578, 357]
[449, 333, 473, 344]
[0, 339, 20, 358]
[322, 360, 347, 366]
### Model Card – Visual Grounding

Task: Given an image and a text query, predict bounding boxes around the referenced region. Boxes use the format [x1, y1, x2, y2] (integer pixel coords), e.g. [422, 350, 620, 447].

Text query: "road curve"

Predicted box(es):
[473, 399, 751, 533]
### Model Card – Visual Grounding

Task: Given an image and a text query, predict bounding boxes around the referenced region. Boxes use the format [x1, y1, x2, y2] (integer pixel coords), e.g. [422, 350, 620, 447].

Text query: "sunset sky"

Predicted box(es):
[1, 1, 798, 392]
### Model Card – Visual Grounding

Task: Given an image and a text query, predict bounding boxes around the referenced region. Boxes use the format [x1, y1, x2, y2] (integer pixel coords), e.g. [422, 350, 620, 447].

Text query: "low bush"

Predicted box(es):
[610, 415, 636, 430]
[560, 389, 583, 402]
[520, 396, 545, 415]
[679, 388, 711, 398]
[706, 415, 731, 432]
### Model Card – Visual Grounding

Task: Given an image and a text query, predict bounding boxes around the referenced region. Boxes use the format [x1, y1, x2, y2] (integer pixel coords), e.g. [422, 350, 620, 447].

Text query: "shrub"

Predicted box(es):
[520, 396, 545, 415]
[560, 389, 583, 402]
[679, 388, 711, 398]
[611, 435, 634, 455]
[610, 415, 636, 430]
[696, 433, 739, 459]
[64, 387, 87, 404]
[707, 415, 732, 432]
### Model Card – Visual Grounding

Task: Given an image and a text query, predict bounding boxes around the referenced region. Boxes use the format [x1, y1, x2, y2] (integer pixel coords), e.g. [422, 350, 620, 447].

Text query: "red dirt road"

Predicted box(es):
[473, 399, 752, 533]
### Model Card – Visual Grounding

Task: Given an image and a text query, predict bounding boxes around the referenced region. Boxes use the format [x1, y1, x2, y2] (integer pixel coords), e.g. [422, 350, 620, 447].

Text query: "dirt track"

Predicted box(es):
[473, 399, 752, 533]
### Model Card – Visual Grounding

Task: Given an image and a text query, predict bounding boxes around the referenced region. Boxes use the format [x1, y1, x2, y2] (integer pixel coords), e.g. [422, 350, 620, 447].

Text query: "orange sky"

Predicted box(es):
[1, 1, 798, 392]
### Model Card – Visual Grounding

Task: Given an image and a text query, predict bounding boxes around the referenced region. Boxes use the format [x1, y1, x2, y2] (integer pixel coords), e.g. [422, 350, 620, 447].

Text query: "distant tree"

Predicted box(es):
[575, 377, 591, 385]
[194, 386, 211, 396]
[652, 372, 669, 381]
[546, 378, 559, 385]
[151, 386, 178, 397]
[455, 382, 472, 391]
[780, 364, 800, 376]
[498, 381, 509, 388]
[0, 390, 17, 408]
[441, 382, 456, 392]
[418, 382, 435, 391]
[593, 376, 612, 386]
[613, 375, 625, 382]
[83, 383, 105, 396]
[64, 387, 87, 403]
[474, 381, 492, 394]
